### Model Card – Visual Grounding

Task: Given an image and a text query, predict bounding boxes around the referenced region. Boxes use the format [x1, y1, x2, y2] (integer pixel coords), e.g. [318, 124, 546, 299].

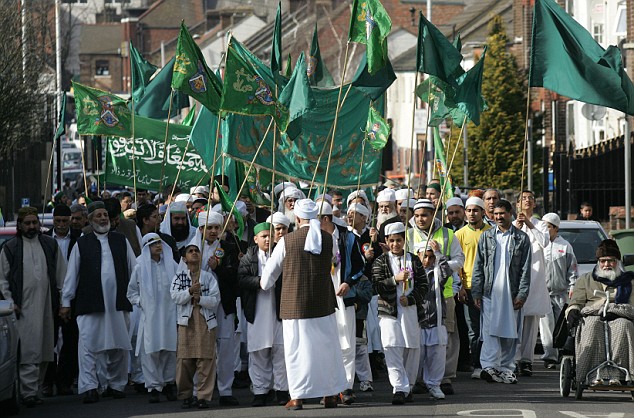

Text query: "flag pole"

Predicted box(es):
[356, 131, 368, 194]
[42, 129, 58, 215]
[78, 135, 90, 199]
[158, 89, 175, 200]
[130, 102, 138, 207]
[520, 84, 531, 195]
[404, 71, 422, 253]
[171, 137, 192, 196]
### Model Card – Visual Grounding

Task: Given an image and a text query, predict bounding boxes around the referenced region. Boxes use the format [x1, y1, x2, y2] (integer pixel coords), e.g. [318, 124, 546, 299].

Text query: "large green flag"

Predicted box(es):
[214, 180, 244, 241]
[271, 2, 283, 75]
[172, 22, 223, 113]
[279, 52, 315, 139]
[530, 0, 634, 115]
[348, 0, 392, 75]
[432, 126, 454, 200]
[221, 37, 290, 132]
[285, 53, 293, 78]
[54, 92, 66, 141]
[73, 81, 132, 136]
[136, 56, 190, 119]
[365, 105, 390, 150]
[450, 47, 487, 126]
[415, 76, 454, 127]
[416, 12, 464, 84]
[130, 43, 158, 102]
[352, 52, 396, 101]
[308, 23, 335, 87]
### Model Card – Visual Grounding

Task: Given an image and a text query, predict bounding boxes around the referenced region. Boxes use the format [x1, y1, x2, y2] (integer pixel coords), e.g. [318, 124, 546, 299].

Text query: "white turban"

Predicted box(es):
[347, 203, 370, 218]
[318, 201, 333, 216]
[445, 197, 464, 208]
[294, 199, 322, 255]
[377, 189, 396, 203]
[267, 212, 291, 227]
[385, 222, 406, 236]
[395, 188, 414, 201]
[190, 185, 209, 196]
[198, 211, 223, 226]
[414, 199, 435, 211]
[274, 182, 297, 198]
[169, 201, 188, 213]
[465, 196, 485, 210]
[401, 198, 418, 209]
[174, 193, 192, 203]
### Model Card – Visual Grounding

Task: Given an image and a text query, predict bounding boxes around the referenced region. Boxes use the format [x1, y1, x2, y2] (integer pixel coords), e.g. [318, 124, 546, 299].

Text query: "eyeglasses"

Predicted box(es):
[598, 258, 617, 264]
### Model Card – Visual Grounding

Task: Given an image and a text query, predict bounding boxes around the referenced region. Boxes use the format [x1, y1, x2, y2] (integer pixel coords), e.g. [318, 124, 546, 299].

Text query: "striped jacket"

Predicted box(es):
[372, 252, 428, 318]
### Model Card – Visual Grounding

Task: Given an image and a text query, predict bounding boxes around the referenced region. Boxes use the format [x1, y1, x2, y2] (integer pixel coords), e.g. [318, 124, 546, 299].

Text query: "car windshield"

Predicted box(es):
[558, 227, 608, 264]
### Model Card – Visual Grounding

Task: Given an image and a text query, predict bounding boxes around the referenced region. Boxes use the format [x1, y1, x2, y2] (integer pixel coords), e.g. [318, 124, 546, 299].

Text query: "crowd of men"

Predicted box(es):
[0, 179, 632, 410]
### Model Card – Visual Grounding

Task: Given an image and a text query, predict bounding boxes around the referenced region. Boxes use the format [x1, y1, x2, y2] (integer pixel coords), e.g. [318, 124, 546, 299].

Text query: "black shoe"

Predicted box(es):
[133, 383, 145, 394]
[340, 389, 354, 405]
[276, 390, 290, 405]
[411, 381, 428, 394]
[219, 395, 239, 406]
[440, 382, 455, 395]
[82, 389, 99, 404]
[405, 392, 413, 403]
[111, 389, 126, 399]
[392, 391, 406, 405]
[148, 390, 160, 403]
[232, 370, 250, 389]
[22, 396, 42, 407]
[102, 387, 113, 397]
[197, 399, 210, 409]
[544, 360, 557, 369]
[252, 394, 267, 407]
[519, 361, 533, 377]
[181, 396, 195, 409]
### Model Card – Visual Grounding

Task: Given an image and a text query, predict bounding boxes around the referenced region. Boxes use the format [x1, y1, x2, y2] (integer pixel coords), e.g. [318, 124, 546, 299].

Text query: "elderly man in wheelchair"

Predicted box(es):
[564, 239, 634, 393]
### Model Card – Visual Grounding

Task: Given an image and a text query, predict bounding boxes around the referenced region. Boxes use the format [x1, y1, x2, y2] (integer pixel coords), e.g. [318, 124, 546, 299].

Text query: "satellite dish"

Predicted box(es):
[581, 104, 607, 120]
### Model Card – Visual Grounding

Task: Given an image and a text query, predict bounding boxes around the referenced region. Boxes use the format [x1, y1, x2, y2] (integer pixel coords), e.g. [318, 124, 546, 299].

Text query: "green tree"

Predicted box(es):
[467, 16, 526, 191]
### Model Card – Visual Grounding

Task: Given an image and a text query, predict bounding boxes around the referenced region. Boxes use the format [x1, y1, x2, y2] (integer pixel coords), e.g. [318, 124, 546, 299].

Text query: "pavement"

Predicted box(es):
[16, 360, 634, 418]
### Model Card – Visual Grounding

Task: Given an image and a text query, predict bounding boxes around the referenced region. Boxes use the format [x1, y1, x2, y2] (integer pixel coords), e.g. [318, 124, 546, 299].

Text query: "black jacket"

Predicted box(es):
[238, 245, 282, 324]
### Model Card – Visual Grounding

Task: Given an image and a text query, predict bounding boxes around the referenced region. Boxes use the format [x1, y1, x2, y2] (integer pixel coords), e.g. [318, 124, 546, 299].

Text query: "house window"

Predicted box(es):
[95, 60, 110, 76]
[614, 4, 627, 37]
[592, 23, 603, 45]
[565, 0, 574, 16]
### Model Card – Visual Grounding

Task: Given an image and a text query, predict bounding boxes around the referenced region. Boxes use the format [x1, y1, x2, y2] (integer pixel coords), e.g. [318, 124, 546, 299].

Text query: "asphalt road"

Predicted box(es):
[15, 360, 634, 418]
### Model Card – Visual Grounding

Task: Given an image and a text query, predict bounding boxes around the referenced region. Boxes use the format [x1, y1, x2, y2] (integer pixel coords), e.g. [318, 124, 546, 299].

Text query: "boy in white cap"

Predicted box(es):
[372, 222, 428, 404]
[267, 212, 291, 244]
[127, 233, 179, 403]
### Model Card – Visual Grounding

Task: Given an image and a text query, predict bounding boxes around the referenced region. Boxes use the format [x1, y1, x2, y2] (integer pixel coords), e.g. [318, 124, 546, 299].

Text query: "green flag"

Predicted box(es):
[54, 92, 66, 141]
[136, 56, 190, 119]
[365, 105, 390, 150]
[181, 103, 196, 127]
[348, 0, 392, 75]
[529, 0, 634, 115]
[416, 12, 464, 84]
[352, 52, 396, 101]
[235, 161, 272, 207]
[172, 22, 223, 113]
[285, 53, 293, 78]
[214, 180, 244, 241]
[450, 47, 487, 126]
[130, 43, 158, 102]
[432, 126, 454, 200]
[271, 2, 283, 75]
[221, 37, 290, 132]
[279, 52, 315, 139]
[73, 81, 131, 136]
[308, 22, 334, 87]
[415, 76, 454, 127]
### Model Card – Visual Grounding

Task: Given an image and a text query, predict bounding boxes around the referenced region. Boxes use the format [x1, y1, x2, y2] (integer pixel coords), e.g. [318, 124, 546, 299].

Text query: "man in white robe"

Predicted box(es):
[60, 201, 137, 403]
[261, 199, 347, 410]
[159, 201, 196, 250]
[0, 207, 66, 407]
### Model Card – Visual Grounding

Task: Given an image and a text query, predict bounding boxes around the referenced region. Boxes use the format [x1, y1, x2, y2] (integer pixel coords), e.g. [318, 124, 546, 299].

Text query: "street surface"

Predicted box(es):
[17, 360, 634, 418]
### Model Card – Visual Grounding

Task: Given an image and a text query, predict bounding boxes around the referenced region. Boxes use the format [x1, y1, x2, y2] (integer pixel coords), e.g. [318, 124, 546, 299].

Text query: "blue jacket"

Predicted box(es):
[471, 225, 532, 302]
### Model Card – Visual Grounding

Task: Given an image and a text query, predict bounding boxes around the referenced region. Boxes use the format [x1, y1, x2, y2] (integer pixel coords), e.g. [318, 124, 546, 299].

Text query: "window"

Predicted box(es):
[592, 23, 604, 45]
[614, 4, 627, 37]
[95, 60, 110, 76]
[565, 0, 574, 16]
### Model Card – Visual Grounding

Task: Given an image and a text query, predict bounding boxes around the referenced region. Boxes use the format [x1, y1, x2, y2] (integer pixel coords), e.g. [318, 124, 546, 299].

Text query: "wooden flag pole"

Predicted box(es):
[520, 84, 532, 195]
[42, 130, 59, 216]
[199, 114, 224, 256]
[130, 96, 138, 207]
[404, 71, 422, 253]
[356, 131, 368, 194]
[158, 89, 175, 199]
[78, 135, 89, 199]
[171, 137, 192, 197]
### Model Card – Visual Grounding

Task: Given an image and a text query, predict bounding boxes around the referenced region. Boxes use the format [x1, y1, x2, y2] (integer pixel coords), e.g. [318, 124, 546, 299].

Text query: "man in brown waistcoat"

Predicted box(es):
[260, 199, 348, 410]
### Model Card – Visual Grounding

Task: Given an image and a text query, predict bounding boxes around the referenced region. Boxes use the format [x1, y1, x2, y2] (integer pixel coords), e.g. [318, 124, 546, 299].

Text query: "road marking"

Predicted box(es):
[457, 410, 537, 417]
[560, 413, 625, 418]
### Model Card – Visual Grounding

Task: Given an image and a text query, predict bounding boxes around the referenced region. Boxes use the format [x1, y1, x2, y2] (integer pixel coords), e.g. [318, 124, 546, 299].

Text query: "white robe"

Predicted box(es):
[247, 249, 282, 353]
[62, 233, 137, 352]
[516, 217, 551, 316]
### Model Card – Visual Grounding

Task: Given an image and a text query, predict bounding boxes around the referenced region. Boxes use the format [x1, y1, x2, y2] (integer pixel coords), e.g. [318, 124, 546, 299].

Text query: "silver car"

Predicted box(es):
[557, 220, 609, 276]
[0, 297, 19, 415]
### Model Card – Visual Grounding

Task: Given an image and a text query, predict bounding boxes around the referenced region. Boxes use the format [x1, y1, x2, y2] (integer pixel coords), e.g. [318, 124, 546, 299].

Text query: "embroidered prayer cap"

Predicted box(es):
[465, 196, 485, 210]
[53, 204, 71, 217]
[347, 203, 370, 218]
[142, 232, 162, 248]
[445, 197, 464, 208]
[385, 222, 406, 236]
[401, 198, 418, 209]
[266, 212, 291, 227]
[254, 222, 272, 236]
[169, 201, 188, 214]
[318, 202, 333, 216]
[542, 213, 560, 228]
[87, 201, 106, 215]
[346, 190, 370, 208]
[174, 193, 192, 203]
[395, 188, 414, 201]
[198, 211, 224, 226]
[426, 183, 441, 193]
[17, 206, 39, 221]
[413, 199, 435, 211]
[596, 239, 621, 260]
[376, 189, 396, 203]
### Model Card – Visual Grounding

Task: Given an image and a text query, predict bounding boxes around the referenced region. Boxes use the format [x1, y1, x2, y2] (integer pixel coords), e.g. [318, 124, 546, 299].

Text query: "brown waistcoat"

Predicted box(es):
[280, 226, 337, 320]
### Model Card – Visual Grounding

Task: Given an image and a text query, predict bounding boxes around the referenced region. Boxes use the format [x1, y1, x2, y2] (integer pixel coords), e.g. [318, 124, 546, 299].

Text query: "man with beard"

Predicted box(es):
[159, 201, 196, 250]
[60, 201, 137, 403]
[483, 189, 500, 227]
[70, 204, 88, 238]
[0, 207, 67, 407]
[278, 188, 304, 230]
[136, 203, 180, 263]
[444, 197, 466, 232]
[377, 189, 400, 244]
[566, 239, 634, 386]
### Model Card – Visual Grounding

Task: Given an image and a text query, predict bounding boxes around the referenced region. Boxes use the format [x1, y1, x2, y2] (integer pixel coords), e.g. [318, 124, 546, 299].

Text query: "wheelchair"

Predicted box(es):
[557, 290, 634, 400]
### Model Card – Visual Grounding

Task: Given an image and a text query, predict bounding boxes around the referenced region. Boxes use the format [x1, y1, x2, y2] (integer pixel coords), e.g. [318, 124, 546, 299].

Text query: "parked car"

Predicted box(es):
[0, 227, 16, 250]
[0, 296, 19, 415]
[557, 220, 609, 276]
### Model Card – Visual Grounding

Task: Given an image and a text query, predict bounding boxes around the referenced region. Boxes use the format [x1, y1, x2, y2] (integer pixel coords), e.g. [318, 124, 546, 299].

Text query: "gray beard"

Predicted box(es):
[377, 211, 396, 227]
[92, 220, 111, 234]
[595, 262, 624, 281]
[284, 208, 296, 225]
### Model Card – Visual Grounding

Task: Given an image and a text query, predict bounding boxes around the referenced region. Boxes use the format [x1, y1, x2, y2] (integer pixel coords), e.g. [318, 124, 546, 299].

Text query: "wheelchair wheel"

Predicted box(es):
[560, 357, 572, 397]
[575, 383, 583, 400]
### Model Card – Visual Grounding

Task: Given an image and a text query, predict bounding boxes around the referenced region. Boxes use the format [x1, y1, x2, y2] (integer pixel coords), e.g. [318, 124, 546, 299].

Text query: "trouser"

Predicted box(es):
[539, 294, 568, 361]
[216, 307, 238, 396]
[383, 346, 420, 394]
[248, 345, 288, 395]
[480, 334, 518, 373]
[20, 362, 47, 398]
[456, 295, 471, 367]
[78, 339, 128, 394]
[443, 297, 460, 383]
[176, 358, 216, 401]
[421, 344, 446, 387]
[355, 342, 373, 382]
[141, 350, 176, 392]
[129, 332, 144, 384]
[340, 307, 357, 389]
[463, 289, 482, 368]
[366, 296, 382, 352]
[44, 314, 79, 389]
[516, 315, 540, 363]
